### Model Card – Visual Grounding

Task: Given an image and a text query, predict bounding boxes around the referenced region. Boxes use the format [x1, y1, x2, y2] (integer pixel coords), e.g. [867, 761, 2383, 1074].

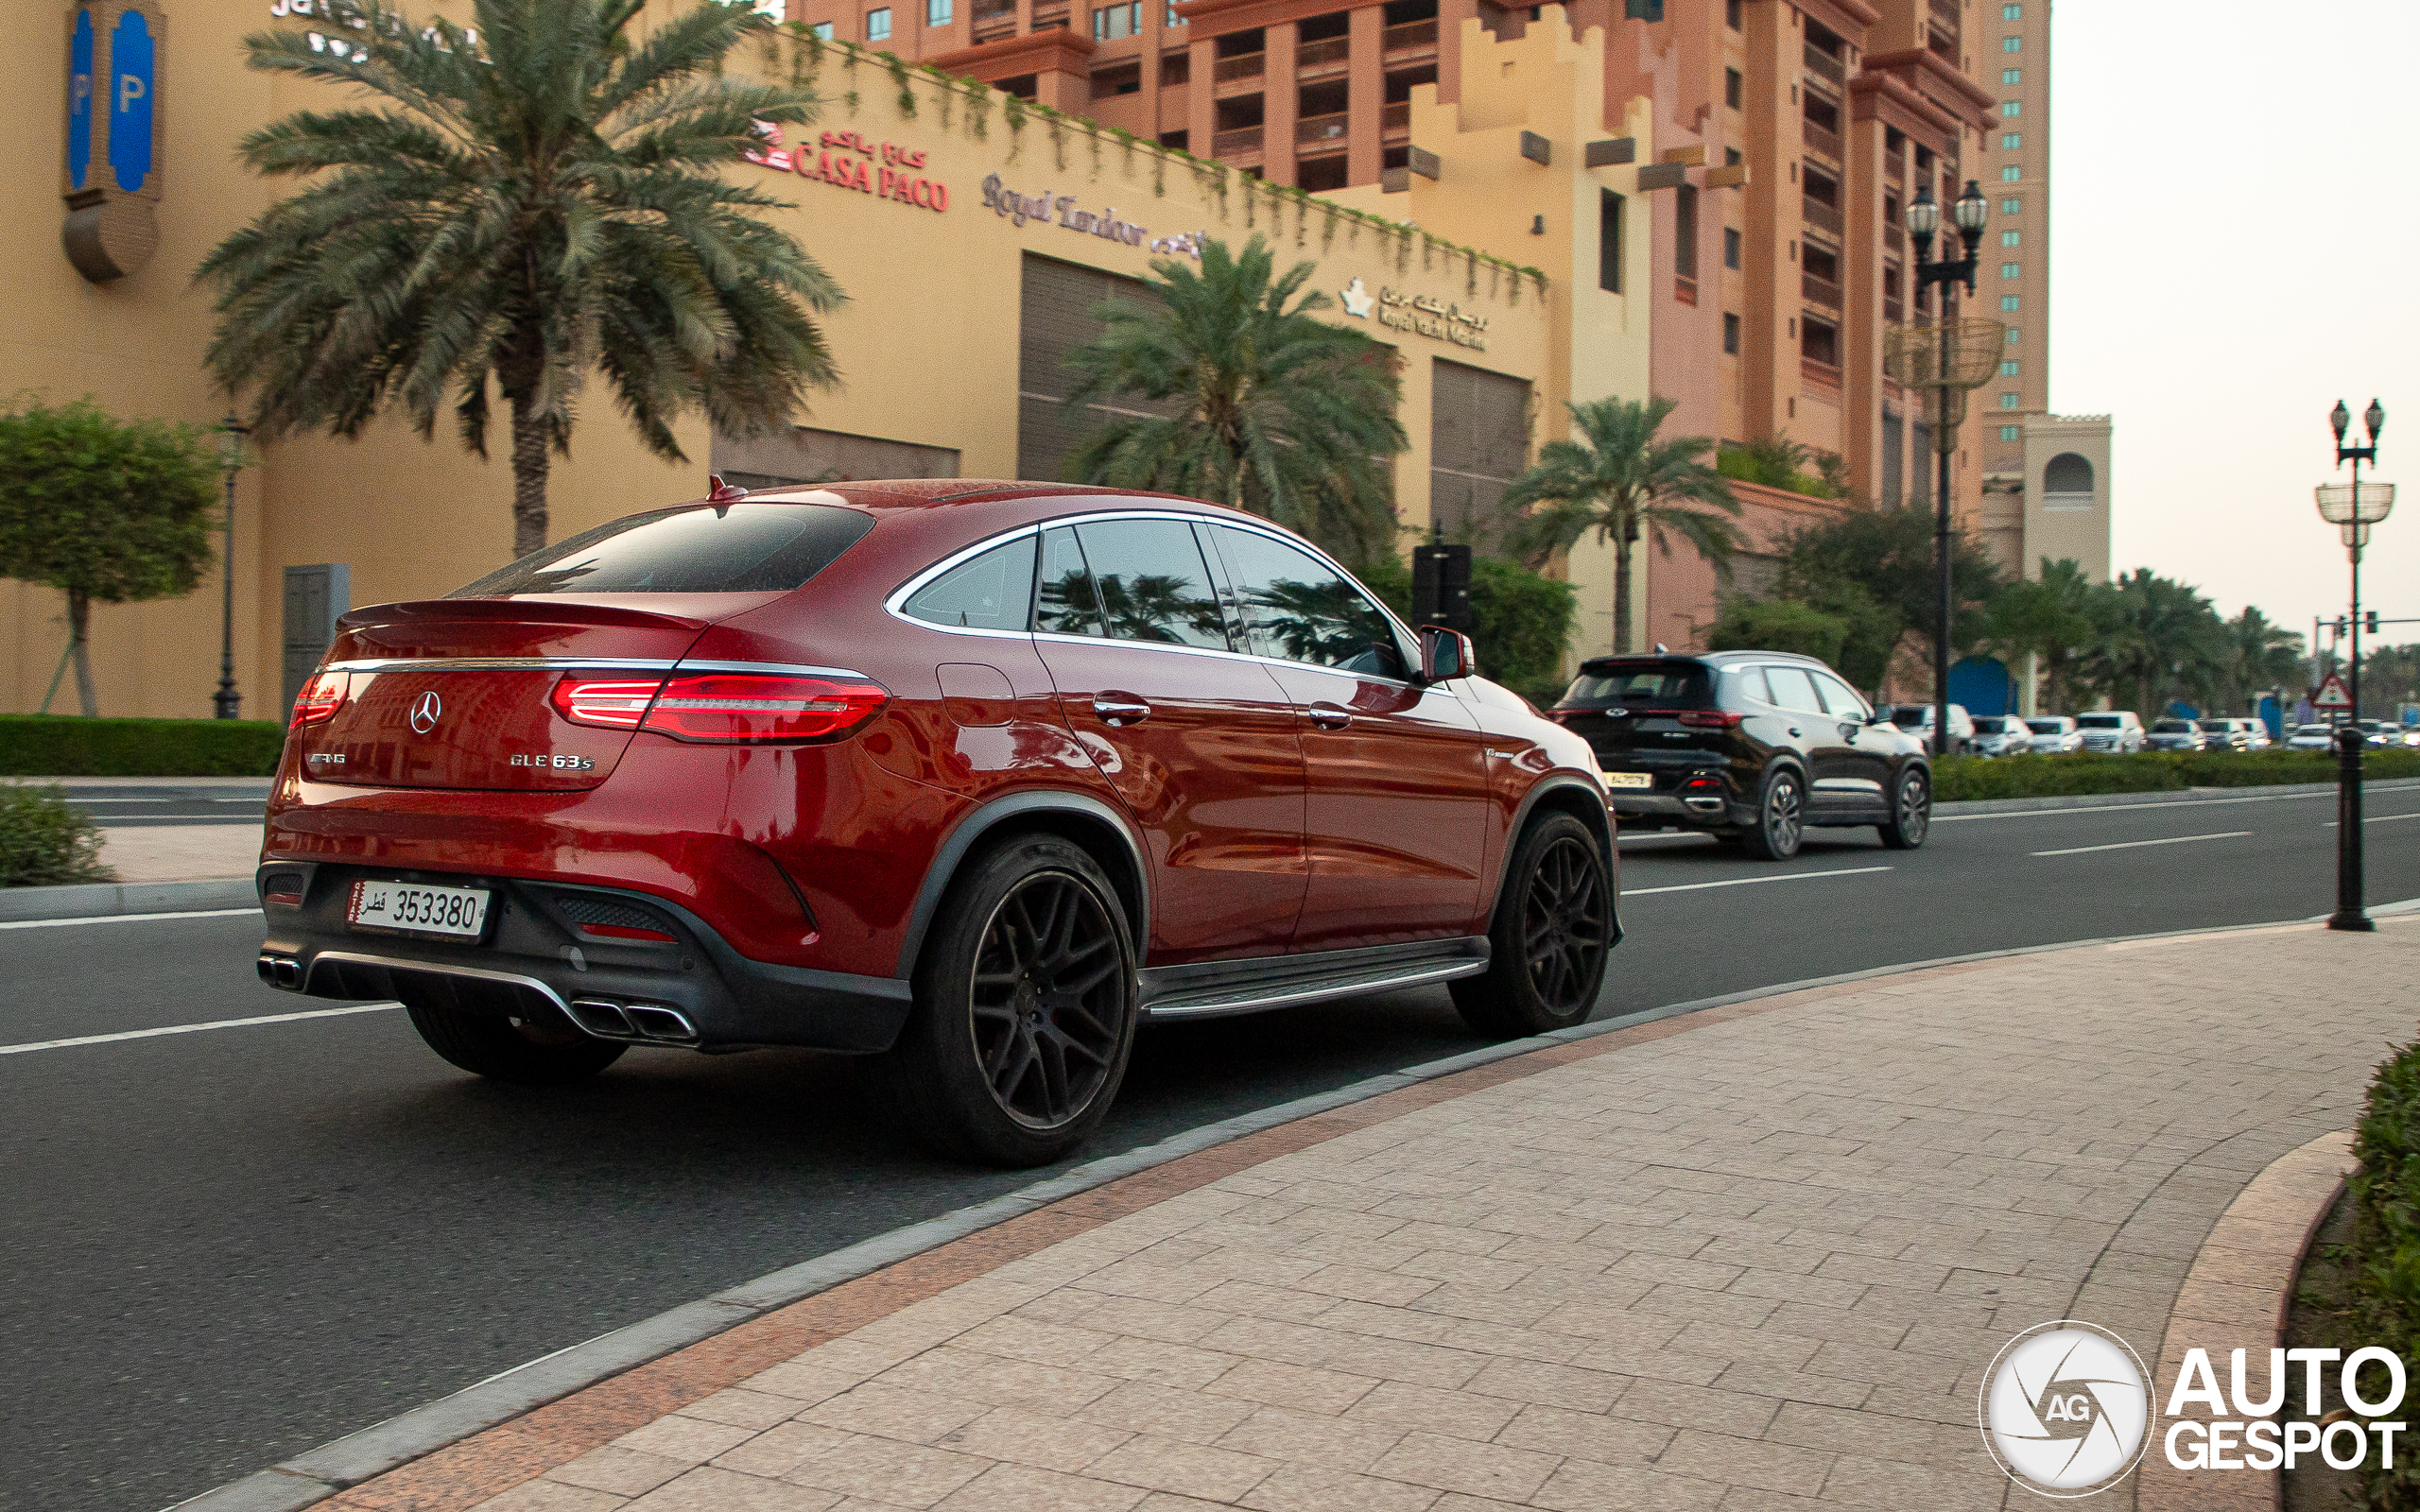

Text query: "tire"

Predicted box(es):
[1451, 812, 1615, 1039]
[1877, 764, 1931, 850]
[879, 835, 1138, 1167]
[404, 996, 626, 1085]
[1737, 767, 1806, 861]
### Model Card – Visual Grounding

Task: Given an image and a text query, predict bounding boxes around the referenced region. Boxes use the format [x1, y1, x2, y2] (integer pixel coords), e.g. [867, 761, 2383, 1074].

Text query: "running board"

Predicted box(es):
[1138, 936, 1490, 1021]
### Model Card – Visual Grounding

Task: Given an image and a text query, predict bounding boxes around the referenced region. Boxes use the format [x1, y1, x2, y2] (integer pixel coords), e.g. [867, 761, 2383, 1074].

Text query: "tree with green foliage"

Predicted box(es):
[1706, 597, 1854, 666]
[199, 0, 842, 559]
[0, 399, 219, 716]
[1713, 434, 1848, 500]
[2213, 606, 2306, 713]
[1061, 235, 1408, 568]
[1769, 503, 2003, 698]
[2083, 568, 2226, 714]
[1361, 555, 1577, 708]
[1500, 396, 1740, 655]
[1980, 558, 2098, 713]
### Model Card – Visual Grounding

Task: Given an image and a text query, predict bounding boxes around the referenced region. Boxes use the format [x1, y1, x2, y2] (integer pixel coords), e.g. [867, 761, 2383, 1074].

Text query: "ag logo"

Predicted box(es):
[1980, 1320, 2154, 1496]
[408, 690, 443, 734]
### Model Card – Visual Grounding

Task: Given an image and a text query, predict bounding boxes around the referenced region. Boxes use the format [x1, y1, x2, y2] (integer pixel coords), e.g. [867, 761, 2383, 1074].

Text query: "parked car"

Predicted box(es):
[1879, 702, 1978, 754]
[2025, 715, 2083, 754]
[254, 481, 1620, 1166]
[2198, 717, 2269, 751]
[2076, 711, 2145, 753]
[1969, 715, 2035, 757]
[2146, 718, 2208, 752]
[2357, 719, 2402, 747]
[1552, 651, 1932, 861]
[2288, 723, 2339, 753]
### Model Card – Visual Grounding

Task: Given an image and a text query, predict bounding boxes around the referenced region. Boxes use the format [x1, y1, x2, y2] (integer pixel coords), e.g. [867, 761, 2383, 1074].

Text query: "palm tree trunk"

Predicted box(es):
[67, 590, 97, 717]
[1612, 523, 1636, 655]
[509, 392, 550, 559]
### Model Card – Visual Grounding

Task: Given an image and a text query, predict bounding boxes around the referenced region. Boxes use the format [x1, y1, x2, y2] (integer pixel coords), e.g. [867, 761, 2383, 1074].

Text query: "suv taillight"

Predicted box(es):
[1676, 710, 1744, 730]
[291, 672, 347, 727]
[551, 674, 889, 744]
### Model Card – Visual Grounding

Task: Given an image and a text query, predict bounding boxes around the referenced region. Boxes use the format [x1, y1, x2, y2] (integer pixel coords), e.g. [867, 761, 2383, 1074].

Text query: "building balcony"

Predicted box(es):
[1381, 18, 1436, 60]
[1675, 275, 1699, 307]
[1885, 296, 1904, 323]
[1801, 272, 1841, 309]
[1031, 1, 1069, 26]
[1801, 356, 1843, 390]
[1885, 223, 1903, 253]
[1381, 99, 1409, 138]
[1212, 51, 1264, 93]
[1212, 124, 1264, 157]
[1297, 111, 1349, 147]
[1297, 35, 1349, 77]
[971, 0, 1014, 38]
[1802, 197, 1842, 237]
[1802, 118, 1841, 161]
[1802, 41, 1846, 87]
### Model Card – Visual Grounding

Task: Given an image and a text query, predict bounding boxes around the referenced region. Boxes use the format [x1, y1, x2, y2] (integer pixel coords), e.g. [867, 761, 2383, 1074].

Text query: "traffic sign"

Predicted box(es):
[2314, 672, 2353, 711]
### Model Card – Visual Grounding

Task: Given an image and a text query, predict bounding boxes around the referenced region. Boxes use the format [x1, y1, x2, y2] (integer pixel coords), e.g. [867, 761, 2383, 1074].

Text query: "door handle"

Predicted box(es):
[1788, 727, 1802, 739]
[1092, 694, 1151, 727]
[1307, 702, 1353, 730]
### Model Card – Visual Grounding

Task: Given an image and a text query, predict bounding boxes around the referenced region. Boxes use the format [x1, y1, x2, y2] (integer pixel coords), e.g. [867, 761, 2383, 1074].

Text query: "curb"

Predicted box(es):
[0, 877, 256, 924]
[1934, 775, 2420, 816]
[164, 910, 2394, 1512]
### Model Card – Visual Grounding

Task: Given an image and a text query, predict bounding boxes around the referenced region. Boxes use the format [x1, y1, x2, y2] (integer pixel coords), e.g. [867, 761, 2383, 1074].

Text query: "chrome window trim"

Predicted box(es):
[881, 507, 1431, 690]
[322, 656, 867, 679]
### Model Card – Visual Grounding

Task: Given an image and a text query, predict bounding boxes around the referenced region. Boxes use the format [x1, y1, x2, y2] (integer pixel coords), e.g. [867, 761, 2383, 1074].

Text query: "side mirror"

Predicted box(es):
[1419, 625, 1476, 682]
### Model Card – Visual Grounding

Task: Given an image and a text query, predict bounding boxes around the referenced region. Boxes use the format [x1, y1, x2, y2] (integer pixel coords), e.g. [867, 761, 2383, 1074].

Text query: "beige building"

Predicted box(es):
[6, 0, 1713, 719]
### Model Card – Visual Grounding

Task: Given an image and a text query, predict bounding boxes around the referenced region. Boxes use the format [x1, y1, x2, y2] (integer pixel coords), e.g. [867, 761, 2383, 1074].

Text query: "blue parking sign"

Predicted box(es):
[107, 7, 153, 194]
[66, 8, 95, 190]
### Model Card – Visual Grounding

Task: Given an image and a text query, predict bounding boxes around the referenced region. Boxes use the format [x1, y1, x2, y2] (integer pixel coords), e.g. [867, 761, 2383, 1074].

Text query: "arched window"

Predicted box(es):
[2043, 452, 2094, 511]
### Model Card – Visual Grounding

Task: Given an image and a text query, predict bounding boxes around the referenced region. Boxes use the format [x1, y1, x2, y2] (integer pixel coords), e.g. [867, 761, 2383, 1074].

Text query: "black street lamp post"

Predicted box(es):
[2316, 398, 2390, 932]
[1905, 181, 1990, 756]
[213, 417, 249, 721]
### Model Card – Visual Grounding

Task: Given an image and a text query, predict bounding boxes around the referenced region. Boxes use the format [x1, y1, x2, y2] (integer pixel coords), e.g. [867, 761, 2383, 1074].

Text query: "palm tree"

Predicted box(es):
[1981, 558, 2097, 713]
[2216, 607, 2304, 713]
[1501, 397, 1740, 654]
[1061, 235, 1407, 567]
[2083, 569, 2225, 714]
[199, 0, 843, 558]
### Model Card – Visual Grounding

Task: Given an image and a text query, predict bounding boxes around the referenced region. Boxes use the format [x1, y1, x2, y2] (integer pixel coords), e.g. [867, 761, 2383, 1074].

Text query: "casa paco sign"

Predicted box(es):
[749, 123, 948, 213]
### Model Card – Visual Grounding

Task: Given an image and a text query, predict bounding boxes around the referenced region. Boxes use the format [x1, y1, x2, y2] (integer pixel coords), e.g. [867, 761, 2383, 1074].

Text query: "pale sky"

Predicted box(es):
[2052, 1, 2420, 653]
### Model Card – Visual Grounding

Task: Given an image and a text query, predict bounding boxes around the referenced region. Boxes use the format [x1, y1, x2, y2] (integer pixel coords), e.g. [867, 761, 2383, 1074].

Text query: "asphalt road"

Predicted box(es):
[56, 782, 272, 830]
[5, 784, 2417, 1512]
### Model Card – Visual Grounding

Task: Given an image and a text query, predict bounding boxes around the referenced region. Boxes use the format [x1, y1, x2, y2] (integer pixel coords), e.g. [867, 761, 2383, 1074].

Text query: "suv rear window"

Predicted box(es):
[1888, 707, 1927, 729]
[2078, 714, 2122, 728]
[1561, 662, 1713, 709]
[452, 503, 876, 596]
[2153, 720, 2195, 732]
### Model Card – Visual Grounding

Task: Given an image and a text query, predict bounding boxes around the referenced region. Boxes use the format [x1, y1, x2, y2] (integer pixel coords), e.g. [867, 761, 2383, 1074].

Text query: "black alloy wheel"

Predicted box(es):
[1878, 765, 1931, 850]
[1452, 812, 1615, 1038]
[884, 834, 1138, 1166]
[1739, 768, 1805, 860]
[969, 871, 1126, 1129]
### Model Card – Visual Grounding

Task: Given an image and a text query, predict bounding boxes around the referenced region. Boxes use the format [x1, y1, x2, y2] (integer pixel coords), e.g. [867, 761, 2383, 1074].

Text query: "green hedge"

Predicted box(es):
[0, 715, 286, 776]
[1932, 749, 2420, 802]
[2349, 1041, 2420, 1509]
[0, 783, 112, 885]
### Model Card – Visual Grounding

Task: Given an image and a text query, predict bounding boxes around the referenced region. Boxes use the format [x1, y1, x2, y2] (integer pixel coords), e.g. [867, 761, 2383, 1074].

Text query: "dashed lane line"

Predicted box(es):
[0, 907, 259, 931]
[2031, 831, 2254, 858]
[1625, 866, 1893, 896]
[0, 1003, 399, 1057]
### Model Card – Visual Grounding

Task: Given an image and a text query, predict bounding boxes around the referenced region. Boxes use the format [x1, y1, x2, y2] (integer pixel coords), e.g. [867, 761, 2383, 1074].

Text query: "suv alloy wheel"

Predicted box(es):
[1451, 813, 1613, 1036]
[1738, 767, 1805, 860]
[1878, 765, 1930, 850]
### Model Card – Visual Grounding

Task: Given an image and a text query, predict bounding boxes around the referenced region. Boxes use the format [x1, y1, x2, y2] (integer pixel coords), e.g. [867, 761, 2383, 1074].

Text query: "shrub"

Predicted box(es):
[2348, 1040, 2420, 1509]
[0, 716, 286, 777]
[1360, 555, 1577, 709]
[0, 783, 112, 886]
[1931, 748, 2420, 802]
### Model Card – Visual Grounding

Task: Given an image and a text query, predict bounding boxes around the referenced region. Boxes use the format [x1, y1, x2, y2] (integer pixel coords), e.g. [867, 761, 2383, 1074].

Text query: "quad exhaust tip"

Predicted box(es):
[569, 997, 699, 1044]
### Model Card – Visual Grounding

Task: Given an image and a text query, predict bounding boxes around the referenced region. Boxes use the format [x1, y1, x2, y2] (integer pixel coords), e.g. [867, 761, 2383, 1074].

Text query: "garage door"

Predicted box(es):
[1017, 253, 1175, 483]
[1429, 358, 1530, 541]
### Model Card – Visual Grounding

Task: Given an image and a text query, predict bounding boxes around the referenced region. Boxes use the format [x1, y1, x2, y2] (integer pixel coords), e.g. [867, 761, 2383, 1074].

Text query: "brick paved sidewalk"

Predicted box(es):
[390, 919, 2420, 1512]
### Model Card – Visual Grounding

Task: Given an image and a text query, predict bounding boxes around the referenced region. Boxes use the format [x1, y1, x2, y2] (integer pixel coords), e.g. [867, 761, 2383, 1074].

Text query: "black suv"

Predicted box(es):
[1549, 651, 1932, 859]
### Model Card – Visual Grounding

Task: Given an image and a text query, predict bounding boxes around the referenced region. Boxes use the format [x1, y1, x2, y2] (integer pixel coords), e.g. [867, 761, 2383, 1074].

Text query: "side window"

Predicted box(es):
[1729, 666, 1772, 706]
[1764, 665, 1825, 714]
[900, 535, 1036, 631]
[1071, 519, 1230, 651]
[1213, 525, 1409, 679]
[1035, 526, 1106, 638]
[1810, 670, 1868, 719]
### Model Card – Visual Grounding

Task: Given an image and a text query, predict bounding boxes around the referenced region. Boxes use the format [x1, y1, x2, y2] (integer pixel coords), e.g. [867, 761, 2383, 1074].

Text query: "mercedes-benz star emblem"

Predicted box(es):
[408, 691, 443, 735]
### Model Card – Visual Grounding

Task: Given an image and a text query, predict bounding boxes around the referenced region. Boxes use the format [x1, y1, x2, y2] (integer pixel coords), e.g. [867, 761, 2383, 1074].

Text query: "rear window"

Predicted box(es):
[2078, 714, 2122, 729]
[1561, 662, 1713, 709]
[452, 504, 875, 596]
[2026, 719, 2063, 733]
[2153, 720, 2195, 733]
[2198, 720, 2235, 731]
[1889, 707, 1927, 729]
[1974, 717, 2007, 733]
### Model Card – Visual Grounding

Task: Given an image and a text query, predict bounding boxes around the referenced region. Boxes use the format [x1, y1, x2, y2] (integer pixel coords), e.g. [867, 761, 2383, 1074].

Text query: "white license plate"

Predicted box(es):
[347, 879, 493, 938]
[1603, 770, 1654, 789]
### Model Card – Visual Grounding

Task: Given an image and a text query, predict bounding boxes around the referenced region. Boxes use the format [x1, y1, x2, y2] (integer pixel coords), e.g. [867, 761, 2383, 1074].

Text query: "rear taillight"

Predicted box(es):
[550, 673, 889, 744]
[1676, 710, 1744, 730]
[291, 672, 347, 728]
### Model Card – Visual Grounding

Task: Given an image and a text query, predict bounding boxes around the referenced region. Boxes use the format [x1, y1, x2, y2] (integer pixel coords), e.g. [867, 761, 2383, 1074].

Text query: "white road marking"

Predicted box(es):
[2031, 831, 2254, 858]
[2324, 812, 2420, 827]
[0, 1003, 399, 1057]
[1627, 866, 1892, 896]
[1932, 789, 2397, 822]
[0, 907, 260, 931]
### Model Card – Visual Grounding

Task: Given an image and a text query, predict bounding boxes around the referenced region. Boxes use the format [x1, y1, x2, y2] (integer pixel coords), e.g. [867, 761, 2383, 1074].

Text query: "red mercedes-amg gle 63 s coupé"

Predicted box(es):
[256, 480, 1619, 1164]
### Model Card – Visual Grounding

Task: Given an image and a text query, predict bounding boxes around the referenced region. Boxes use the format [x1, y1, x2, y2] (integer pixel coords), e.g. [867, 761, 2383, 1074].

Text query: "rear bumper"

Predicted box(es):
[253, 861, 911, 1053]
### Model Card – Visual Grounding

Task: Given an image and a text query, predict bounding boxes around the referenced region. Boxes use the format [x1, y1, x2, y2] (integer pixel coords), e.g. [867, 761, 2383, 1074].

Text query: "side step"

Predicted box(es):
[1138, 936, 1490, 1021]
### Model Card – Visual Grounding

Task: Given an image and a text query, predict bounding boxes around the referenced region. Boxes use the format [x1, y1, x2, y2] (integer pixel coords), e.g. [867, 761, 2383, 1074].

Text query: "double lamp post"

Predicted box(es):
[2318, 399, 2391, 932]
